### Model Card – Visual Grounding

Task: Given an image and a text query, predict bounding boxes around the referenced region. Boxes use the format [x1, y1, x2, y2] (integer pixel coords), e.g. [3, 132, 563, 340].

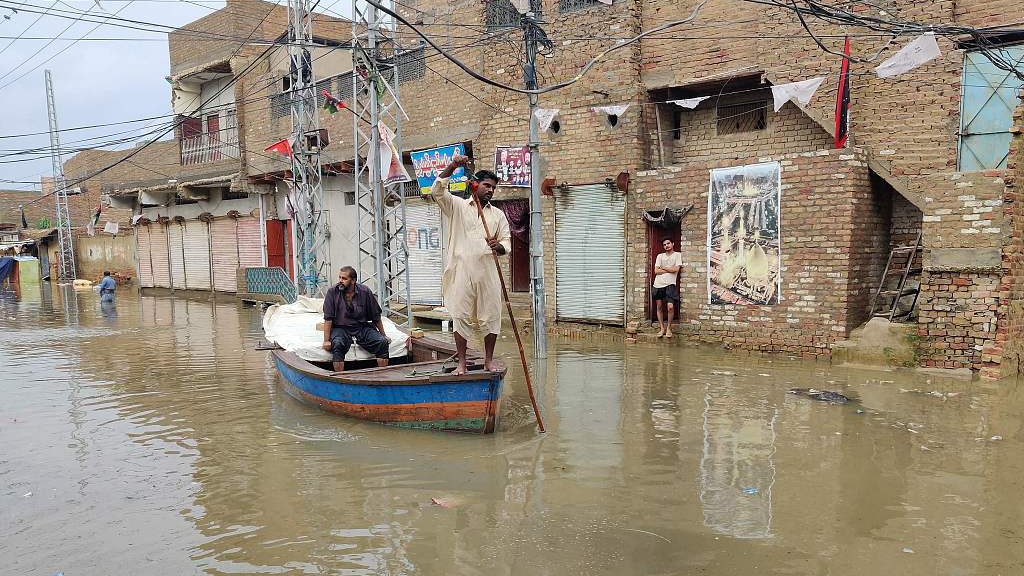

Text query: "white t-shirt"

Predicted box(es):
[653, 251, 683, 288]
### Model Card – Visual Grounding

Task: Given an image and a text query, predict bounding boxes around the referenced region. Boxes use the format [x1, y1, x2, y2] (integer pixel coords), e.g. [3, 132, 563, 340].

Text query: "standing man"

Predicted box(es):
[98, 271, 116, 304]
[652, 238, 683, 338]
[320, 266, 391, 372]
[433, 154, 511, 374]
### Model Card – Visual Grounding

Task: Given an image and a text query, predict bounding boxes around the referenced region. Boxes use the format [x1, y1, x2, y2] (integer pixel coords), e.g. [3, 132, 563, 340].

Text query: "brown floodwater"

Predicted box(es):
[2, 286, 1024, 575]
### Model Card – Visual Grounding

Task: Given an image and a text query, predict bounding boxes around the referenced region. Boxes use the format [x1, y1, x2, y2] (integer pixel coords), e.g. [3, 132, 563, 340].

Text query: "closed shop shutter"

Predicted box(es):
[168, 222, 186, 289]
[236, 216, 263, 268]
[137, 225, 154, 287]
[554, 184, 625, 325]
[210, 218, 238, 292]
[405, 201, 444, 305]
[183, 219, 212, 290]
[150, 223, 171, 288]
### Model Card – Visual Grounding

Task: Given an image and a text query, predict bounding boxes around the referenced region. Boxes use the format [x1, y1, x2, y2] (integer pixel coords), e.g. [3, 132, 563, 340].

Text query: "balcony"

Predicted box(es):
[180, 115, 239, 166]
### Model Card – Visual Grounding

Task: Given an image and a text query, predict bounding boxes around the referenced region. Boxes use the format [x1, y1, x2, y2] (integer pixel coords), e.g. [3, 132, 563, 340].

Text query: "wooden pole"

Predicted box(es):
[470, 189, 546, 433]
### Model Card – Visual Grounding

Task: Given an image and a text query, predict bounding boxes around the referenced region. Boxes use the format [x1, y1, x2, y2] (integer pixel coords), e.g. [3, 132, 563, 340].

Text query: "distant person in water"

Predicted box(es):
[98, 271, 116, 303]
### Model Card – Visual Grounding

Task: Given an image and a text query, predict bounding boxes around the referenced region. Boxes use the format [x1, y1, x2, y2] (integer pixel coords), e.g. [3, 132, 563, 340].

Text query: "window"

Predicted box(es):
[716, 101, 767, 135]
[958, 45, 1024, 170]
[485, 0, 541, 31]
[560, 0, 611, 14]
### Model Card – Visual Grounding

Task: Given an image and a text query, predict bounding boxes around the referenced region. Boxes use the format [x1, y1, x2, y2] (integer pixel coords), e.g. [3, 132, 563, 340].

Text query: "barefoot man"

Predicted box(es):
[432, 154, 511, 374]
[652, 237, 682, 338]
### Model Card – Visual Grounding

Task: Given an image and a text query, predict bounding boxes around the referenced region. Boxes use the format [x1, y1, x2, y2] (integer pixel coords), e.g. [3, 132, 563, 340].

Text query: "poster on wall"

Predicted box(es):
[410, 143, 468, 195]
[494, 145, 531, 188]
[707, 161, 782, 305]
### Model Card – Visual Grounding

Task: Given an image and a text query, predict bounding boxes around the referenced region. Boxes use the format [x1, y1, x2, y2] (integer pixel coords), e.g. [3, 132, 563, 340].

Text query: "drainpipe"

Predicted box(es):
[258, 193, 268, 267]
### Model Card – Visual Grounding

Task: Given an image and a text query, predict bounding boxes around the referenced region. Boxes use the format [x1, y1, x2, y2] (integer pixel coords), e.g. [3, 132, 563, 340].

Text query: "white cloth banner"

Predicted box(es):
[510, 0, 530, 12]
[591, 104, 631, 116]
[103, 221, 119, 235]
[875, 32, 941, 78]
[533, 108, 559, 132]
[86, 221, 96, 237]
[770, 77, 825, 112]
[378, 124, 412, 185]
[668, 96, 710, 109]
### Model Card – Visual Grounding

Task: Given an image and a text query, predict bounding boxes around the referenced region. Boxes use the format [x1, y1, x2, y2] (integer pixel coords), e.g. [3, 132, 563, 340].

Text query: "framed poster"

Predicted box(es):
[494, 145, 531, 188]
[410, 143, 467, 195]
[707, 162, 782, 305]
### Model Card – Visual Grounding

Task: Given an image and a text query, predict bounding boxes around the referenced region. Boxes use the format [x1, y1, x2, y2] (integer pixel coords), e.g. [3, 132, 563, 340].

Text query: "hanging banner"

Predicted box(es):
[770, 77, 825, 112]
[378, 125, 412, 186]
[533, 108, 559, 132]
[103, 221, 119, 236]
[494, 145, 531, 188]
[707, 162, 782, 305]
[410, 143, 468, 195]
[875, 32, 941, 78]
[592, 104, 630, 116]
[668, 96, 710, 109]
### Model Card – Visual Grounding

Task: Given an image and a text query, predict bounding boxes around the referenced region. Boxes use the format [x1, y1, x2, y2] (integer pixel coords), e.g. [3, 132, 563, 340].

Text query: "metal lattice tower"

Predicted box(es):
[287, 0, 330, 296]
[351, 0, 411, 326]
[44, 69, 76, 283]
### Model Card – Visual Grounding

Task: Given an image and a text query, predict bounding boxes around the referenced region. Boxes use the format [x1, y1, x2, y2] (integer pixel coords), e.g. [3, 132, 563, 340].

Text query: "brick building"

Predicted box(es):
[77, 0, 1024, 376]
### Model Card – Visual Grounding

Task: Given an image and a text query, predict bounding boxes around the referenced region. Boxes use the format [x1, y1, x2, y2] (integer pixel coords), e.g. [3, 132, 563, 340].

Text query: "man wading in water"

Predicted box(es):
[432, 154, 511, 375]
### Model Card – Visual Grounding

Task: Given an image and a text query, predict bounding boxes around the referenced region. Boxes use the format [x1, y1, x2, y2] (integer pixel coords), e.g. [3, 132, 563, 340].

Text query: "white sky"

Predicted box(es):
[0, 0, 350, 192]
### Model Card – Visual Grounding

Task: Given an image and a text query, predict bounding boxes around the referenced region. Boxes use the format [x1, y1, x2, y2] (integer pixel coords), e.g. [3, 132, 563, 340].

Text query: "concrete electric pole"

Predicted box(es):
[522, 13, 548, 359]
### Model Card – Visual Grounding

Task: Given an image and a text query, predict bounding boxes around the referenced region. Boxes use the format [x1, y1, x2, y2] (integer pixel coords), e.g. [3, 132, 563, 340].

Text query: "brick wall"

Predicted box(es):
[629, 149, 877, 357]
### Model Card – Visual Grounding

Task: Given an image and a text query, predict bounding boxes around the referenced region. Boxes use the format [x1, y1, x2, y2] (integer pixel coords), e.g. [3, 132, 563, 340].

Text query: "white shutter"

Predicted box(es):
[405, 201, 444, 305]
[137, 225, 154, 287]
[183, 220, 212, 290]
[168, 222, 186, 289]
[150, 223, 171, 288]
[554, 184, 625, 324]
[211, 218, 238, 292]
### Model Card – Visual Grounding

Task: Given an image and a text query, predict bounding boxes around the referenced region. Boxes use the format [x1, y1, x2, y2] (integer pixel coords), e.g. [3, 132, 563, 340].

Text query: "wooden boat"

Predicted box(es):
[270, 334, 505, 433]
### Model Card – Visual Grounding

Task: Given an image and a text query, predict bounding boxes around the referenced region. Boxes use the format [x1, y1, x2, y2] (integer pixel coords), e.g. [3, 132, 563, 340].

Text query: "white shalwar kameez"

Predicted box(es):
[431, 177, 511, 340]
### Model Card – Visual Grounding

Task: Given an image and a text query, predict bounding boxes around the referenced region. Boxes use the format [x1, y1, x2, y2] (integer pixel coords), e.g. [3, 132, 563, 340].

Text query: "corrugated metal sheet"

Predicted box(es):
[554, 184, 625, 324]
[168, 222, 186, 289]
[183, 219, 212, 290]
[236, 216, 263, 268]
[958, 46, 1024, 170]
[210, 218, 238, 292]
[405, 201, 444, 305]
[137, 225, 154, 288]
[149, 223, 171, 288]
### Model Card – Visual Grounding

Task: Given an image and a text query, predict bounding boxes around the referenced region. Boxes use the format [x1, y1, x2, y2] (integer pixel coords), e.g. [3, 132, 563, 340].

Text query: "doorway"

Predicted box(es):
[266, 219, 293, 280]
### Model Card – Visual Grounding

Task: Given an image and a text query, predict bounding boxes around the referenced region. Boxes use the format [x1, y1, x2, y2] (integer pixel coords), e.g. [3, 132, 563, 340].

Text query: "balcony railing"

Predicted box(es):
[180, 124, 240, 166]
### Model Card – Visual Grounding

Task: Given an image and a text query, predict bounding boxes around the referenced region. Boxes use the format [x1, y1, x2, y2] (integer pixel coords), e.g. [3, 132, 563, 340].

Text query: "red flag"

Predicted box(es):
[835, 36, 851, 148]
[265, 138, 293, 157]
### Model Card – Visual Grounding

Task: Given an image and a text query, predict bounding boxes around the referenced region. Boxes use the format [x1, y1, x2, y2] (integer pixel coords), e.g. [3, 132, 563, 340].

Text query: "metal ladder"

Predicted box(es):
[870, 231, 923, 322]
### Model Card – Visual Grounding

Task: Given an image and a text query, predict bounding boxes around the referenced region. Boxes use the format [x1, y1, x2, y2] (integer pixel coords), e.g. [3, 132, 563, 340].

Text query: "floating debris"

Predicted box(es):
[742, 487, 759, 495]
[711, 370, 736, 376]
[788, 388, 849, 404]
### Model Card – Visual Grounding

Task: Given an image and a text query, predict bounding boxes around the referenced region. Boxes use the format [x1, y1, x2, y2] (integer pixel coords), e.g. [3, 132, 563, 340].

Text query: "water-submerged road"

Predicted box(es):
[2, 287, 1023, 575]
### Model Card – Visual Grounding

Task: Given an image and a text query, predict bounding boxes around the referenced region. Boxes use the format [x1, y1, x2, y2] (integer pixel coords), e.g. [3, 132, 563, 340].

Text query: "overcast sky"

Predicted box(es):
[0, 0, 350, 192]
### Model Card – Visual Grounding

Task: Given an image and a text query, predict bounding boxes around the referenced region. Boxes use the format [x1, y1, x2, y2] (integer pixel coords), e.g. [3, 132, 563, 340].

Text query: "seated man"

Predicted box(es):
[320, 266, 391, 371]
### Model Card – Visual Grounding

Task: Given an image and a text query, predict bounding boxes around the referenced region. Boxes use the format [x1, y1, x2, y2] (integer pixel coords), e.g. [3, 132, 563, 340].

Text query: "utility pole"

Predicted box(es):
[351, 0, 412, 326]
[44, 69, 76, 284]
[287, 0, 330, 296]
[522, 14, 548, 358]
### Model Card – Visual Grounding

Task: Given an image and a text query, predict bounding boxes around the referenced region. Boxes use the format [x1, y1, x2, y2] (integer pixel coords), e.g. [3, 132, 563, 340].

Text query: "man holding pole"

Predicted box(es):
[432, 154, 511, 375]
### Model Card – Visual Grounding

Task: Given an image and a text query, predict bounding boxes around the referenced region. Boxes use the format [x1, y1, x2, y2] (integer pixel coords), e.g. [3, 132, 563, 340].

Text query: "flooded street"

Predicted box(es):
[3, 289, 1024, 575]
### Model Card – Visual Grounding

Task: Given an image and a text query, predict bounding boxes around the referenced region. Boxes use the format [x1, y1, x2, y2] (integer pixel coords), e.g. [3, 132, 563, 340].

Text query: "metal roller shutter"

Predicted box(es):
[183, 220, 212, 290]
[150, 223, 171, 288]
[137, 225, 154, 287]
[554, 184, 626, 325]
[236, 216, 263, 268]
[210, 218, 238, 292]
[168, 222, 186, 289]
[405, 201, 444, 305]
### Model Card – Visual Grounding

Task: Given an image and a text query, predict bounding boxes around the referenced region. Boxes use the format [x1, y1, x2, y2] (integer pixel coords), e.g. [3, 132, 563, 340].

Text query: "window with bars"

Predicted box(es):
[485, 0, 541, 31]
[271, 75, 353, 121]
[560, 0, 611, 14]
[716, 101, 767, 135]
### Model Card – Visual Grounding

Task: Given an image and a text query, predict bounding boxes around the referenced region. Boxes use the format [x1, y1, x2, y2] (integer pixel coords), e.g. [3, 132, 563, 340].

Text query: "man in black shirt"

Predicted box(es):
[320, 266, 391, 371]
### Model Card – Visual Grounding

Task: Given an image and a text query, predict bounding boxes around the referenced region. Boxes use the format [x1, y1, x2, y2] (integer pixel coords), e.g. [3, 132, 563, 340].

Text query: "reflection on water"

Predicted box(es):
[3, 288, 1024, 575]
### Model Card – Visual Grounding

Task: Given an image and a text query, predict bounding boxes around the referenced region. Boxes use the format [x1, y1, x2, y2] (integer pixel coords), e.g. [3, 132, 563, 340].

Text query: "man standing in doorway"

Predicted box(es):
[321, 266, 391, 372]
[652, 238, 682, 338]
[432, 154, 511, 374]
[98, 271, 116, 304]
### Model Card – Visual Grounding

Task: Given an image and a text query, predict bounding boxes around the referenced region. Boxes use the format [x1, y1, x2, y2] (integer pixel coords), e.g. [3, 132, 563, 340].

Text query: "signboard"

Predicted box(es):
[494, 145, 531, 188]
[410, 143, 467, 195]
[707, 161, 782, 305]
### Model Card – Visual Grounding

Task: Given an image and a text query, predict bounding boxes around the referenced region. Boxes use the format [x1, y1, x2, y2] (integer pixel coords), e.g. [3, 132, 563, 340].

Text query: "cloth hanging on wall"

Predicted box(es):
[771, 77, 825, 112]
[591, 104, 630, 116]
[643, 205, 693, 229]
[668, 97, 710, 109]
[496, 199, 530, 243]
[875, 32, 941, 78]
[533, 108, 559, 132]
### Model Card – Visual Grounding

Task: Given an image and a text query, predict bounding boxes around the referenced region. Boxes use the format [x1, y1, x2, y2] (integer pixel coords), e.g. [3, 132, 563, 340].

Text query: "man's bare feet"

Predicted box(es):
[453, 363, 468, 376]
[484, 360, 498, 372]
[665, 330, 673, 339]
[657, 329, 665, 338]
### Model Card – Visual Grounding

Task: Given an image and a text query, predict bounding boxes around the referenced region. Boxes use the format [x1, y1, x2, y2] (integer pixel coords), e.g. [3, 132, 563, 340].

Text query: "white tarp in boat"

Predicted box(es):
[263, 296, 410, 362]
